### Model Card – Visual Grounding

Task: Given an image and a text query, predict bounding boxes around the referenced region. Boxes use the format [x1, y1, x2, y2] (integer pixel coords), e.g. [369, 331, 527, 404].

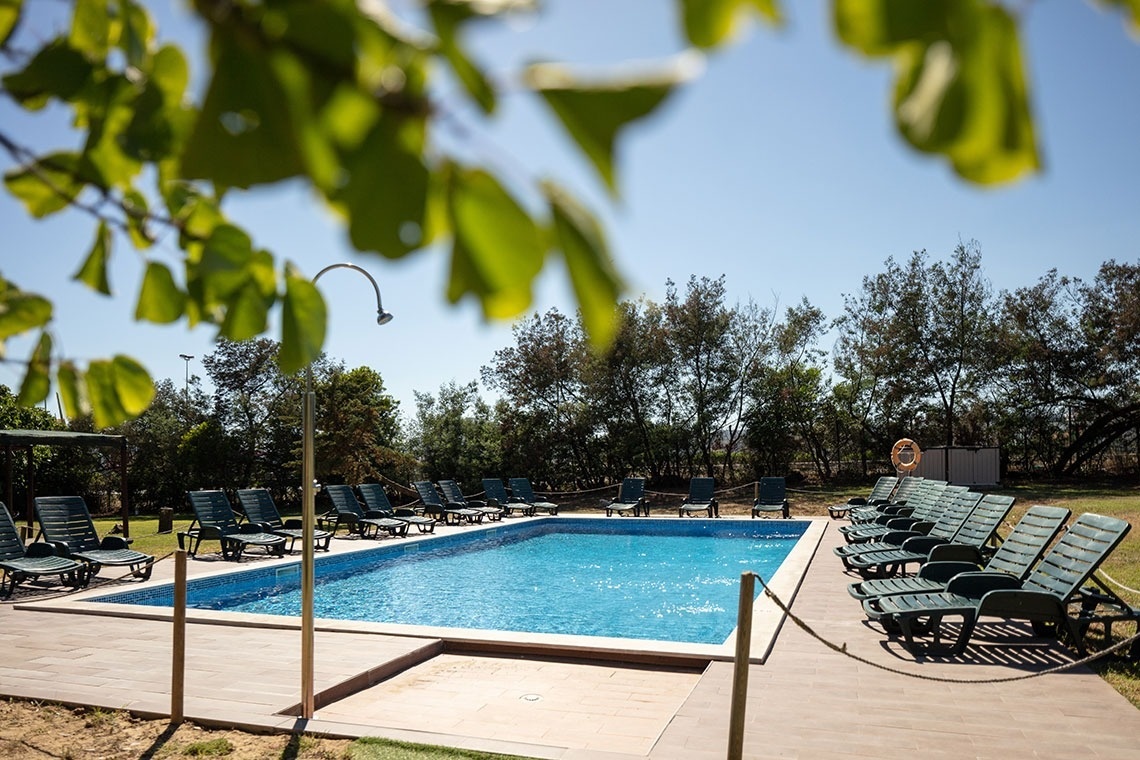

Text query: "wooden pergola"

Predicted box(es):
[0, 429, 131, 538]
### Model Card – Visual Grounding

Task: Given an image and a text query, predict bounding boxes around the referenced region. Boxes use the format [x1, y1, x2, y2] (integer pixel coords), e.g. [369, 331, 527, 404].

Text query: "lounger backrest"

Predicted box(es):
[947, 493, 1015, 548]
[412, 481, 444, 508]
[235, 489, 283, 529]
[325, 484, 366, 518]
[983, 505, 1070, 578]
[187, 490, 241, 531]
[0, 502, 27, 562]
[924, 488, 983, 540]
[357, 483, 393, 512]
[619, 478, 645, 503]
[688, 477, 715, 503]
[898, 481, 952, 523]
[482, 479, 510, 503]
[1022, 513, 1131, 601]
[757, 477, 785, 505]
[509, 478, 537, 502]
[867, 476, 899, 502]
[438, 480, 467, 505]
[34, 495, 102, 553]
[889, 476, 923, 502]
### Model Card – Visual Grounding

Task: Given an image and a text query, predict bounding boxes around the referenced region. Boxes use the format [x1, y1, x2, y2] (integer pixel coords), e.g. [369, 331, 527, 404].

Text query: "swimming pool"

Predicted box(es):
[93, 518, 812, 648]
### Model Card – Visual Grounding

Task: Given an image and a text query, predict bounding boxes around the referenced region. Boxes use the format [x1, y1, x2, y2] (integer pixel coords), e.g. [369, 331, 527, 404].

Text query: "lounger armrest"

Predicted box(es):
[283, 518, 303, 529]
[363, 509, 389, 519]
[465, 498, 487, 508]
[238, 523, 267, 534]
[978, 588, 1067, 620]
[847, 497, 868, 506]
[46, 540, 71, 556]
[927, 543, 985, 565]
[879, 505, 913, 516]
[196, 525, 225, 540]
[945, 571, 1023, 598]
[881, 529, 922, 545]
[917, 560, 982, 583]
[25, 542, 59, 558]
[99, 535, 131, 550]
[881, 515, 918, 529]
[899, 536, 949, 555]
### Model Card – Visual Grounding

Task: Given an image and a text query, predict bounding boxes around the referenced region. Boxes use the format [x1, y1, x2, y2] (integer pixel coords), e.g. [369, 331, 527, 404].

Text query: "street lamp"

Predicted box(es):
[178, 354, 194, 399]
[300, 263, 393, 721]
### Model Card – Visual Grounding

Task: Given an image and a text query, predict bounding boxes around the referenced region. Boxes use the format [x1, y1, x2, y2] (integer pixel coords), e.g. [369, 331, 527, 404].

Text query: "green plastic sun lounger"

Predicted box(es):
[839, 480, 949, 541]
[236, 488, 332, 552]
[482, 478, 535, 517]
[868, 512, 1131, 656]
[751, 477, 790, 518]
[679, 477, 718, 518]
[601, 477, 646, 516]
[439, 480, 502, 521]
[846, 476, 927, 523]
[413, 481, 483, 525]
[845, 493, 1016, 578]
[1, 502, 88, 597]
[182, 490, 288, 560]
[508, 478, 559, 515]
[323, 485, 409, 538]
[34, 495, 154, 580]
[357, 483, 436, 532]
[834, 487, 979, 569]
[850, 505, 1070, 603]
[827, 475, 898, 519]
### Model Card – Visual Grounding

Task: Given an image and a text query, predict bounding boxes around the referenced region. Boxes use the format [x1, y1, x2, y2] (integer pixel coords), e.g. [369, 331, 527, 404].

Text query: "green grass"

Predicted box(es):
[346, 738, 532, 759]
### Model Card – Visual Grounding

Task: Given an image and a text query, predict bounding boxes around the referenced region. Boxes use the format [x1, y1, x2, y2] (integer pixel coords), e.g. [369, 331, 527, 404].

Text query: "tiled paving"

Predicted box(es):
[2, 518, 1139, 759]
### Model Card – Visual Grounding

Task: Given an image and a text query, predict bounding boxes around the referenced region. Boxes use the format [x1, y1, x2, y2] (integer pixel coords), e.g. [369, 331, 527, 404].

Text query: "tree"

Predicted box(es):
[5, 0, 1131, 426]
[663, 276, 737, 477]
[995, 262, 1140, 475]
[316, 365, 406, 486]
[407, 380, 500, 490]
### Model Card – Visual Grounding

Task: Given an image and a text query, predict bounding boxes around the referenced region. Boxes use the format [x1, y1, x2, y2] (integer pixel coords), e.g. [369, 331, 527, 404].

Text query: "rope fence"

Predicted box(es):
[752, 571, 1140, 684]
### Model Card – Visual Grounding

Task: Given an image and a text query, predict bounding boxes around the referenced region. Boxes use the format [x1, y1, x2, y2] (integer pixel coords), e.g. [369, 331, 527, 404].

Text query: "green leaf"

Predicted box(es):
[17, 333, 52, 407]
[0, 287, 53, 340]
[335, 115, 429, 258]
[84, 356, 155, 427]
[679, 0, 783, 48]
[446, 164, 543, 319]
[117, 0, 153, 70]
[1, 39, 94, 108]
[73, 221, 112, 295]
[110, 355, 155, 415]
[135, 261, 186, 323]
[525, 57, 695, 195]
[0, 0, 21, 49]
[57, 360, 82, 421]
[4, 152, 91, 217]
[279, 264, 326, 374]
[70, 0, 110, 59]
[219, 279, 271, 341]
[835, 0, 1039, 184]
[79, 75, 144, 190]
[122, 188, 153, 247]
[544, 182, 623, 346]
[429, 2, 497, 114]
[181, 25, 305, 188]
[84, 360, 126, 428]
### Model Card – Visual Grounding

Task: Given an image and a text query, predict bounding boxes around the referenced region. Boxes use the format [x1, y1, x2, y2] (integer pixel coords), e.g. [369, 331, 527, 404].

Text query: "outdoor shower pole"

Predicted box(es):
[300, 263, 393, 721]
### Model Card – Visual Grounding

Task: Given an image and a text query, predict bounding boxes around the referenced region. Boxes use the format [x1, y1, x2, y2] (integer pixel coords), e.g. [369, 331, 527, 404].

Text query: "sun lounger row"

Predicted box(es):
[830, 478, 1137, 656]
[0, 496, 155, 597]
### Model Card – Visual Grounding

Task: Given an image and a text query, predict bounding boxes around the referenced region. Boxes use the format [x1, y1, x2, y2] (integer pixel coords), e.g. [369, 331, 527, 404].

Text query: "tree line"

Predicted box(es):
[4, 245, 1138, 514]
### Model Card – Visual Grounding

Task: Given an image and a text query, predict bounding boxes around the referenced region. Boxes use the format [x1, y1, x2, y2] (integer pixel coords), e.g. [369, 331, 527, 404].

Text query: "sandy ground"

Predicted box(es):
[0, 699, 356, 759]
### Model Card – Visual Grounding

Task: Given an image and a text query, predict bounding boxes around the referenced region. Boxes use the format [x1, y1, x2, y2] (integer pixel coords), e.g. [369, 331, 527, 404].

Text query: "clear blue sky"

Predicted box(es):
[2, 1, 1137, 422]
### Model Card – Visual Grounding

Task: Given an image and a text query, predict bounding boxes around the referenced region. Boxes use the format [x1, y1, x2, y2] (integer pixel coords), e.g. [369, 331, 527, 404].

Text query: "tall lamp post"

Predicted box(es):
[178, 354, 194, 399]
[300, 263, 393, 720]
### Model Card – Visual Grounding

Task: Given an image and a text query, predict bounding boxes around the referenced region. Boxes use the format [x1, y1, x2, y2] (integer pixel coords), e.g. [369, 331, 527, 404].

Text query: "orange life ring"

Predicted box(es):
[891, 438, 922, 471]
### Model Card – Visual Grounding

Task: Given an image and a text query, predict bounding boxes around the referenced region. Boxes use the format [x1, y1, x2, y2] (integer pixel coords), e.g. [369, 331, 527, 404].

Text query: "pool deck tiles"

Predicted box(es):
[1, 516, 1139, 758]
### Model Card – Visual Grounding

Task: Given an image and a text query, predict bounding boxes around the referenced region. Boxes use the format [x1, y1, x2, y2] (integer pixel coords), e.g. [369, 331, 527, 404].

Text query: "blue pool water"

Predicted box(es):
[95, 519, 807, 645]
